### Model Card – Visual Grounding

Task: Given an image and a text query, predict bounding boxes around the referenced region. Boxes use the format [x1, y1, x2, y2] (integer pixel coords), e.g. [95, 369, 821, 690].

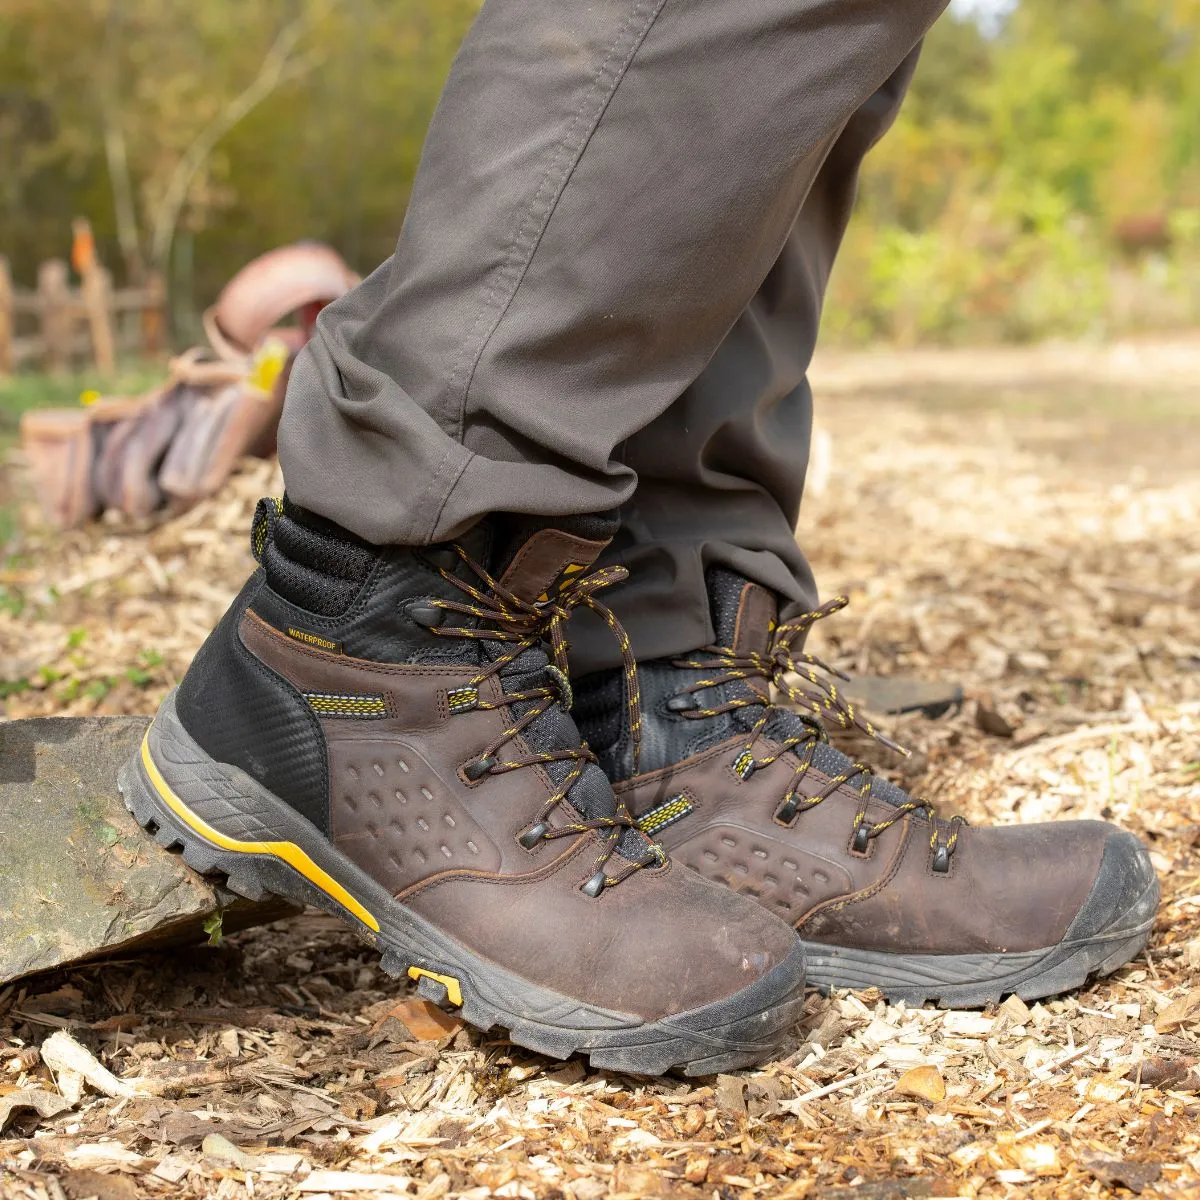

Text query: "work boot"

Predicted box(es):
[120, 502, 806, 1074]
[574, 569, 1159, 1007]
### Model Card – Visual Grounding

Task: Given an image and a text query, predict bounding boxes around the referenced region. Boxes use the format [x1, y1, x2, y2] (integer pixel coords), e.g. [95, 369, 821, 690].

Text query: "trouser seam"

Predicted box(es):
[417, 444, 475, 544]
[443, 0, 670, 446]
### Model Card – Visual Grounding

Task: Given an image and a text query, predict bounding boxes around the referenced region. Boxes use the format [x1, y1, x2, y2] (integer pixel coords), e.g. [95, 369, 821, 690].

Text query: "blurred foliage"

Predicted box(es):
[0, 0, 1197, 345]
[826, 0, 1200, 342]
[0, 0, 481, 334]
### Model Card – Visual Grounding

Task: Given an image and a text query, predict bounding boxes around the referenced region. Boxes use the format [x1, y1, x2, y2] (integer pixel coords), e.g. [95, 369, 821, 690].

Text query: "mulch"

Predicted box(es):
[1, 343, 1198, 1198]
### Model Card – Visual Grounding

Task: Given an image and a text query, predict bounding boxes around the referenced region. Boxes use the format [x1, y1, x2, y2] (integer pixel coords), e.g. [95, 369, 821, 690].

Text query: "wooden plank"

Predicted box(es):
[12, 335, 45, 363]
[73, 218, 117, 374]
[141, 271, 168, 356]
[0, 256, 12, 377]
[110, 287, 153, 309]
[37, 259, 73, 373]
[11, 292, 45, 315]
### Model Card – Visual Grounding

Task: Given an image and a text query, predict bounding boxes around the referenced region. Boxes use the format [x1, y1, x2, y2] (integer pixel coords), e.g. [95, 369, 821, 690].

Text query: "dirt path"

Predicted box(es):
[2, 341, 1198, 1198]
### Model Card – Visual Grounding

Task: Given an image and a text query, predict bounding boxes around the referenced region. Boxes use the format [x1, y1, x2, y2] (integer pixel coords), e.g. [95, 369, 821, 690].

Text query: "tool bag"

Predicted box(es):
[19, 242, 357, 528]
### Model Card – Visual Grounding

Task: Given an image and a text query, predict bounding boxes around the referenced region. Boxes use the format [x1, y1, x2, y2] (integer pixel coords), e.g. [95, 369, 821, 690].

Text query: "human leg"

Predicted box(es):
[124, 0, 960, 1069]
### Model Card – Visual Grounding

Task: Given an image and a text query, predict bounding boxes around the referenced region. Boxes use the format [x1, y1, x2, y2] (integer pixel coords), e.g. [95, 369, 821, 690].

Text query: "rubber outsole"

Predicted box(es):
[119, 693, 807, 1076]
[801, 835, 1159, 1007]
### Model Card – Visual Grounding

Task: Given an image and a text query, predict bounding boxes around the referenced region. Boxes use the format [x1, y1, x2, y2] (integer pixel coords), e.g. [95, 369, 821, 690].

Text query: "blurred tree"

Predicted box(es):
[0, 0, 480, 304]
[0, 0, 1195, 345]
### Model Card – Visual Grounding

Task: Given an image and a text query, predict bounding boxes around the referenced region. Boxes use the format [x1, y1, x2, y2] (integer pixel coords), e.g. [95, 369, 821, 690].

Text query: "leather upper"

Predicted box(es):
[224, 547, 799, 1019]
[614, 736, 1112, 954]
[603, 575, 1119, 957]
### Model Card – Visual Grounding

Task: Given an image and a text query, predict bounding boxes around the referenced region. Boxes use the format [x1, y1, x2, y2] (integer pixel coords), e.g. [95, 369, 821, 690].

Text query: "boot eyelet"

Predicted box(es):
[774, 797, 800, 826]
[931, 844, 951, 874]
[581, 870, 608, 898]
[666, 694, 699, 713]
[850, 824, 872, 855]
[545, 664, 573, 711]
[518, 821, 549, 850]
[732, 750, 756, 781]
[462, 756, 495, 783]
[406, 601, 445, 628]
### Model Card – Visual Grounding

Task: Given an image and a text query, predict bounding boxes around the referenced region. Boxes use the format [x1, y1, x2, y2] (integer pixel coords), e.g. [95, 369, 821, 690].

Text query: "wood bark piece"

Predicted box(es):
[0, 716, 297, 985]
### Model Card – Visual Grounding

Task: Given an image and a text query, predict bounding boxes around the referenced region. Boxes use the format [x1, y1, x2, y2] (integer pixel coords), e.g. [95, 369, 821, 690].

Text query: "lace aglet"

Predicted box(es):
[878, 732, 911, 757]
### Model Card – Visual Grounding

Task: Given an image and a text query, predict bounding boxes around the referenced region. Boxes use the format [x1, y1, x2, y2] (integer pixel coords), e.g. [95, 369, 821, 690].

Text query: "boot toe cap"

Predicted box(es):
[1063, 825, 1159, 943]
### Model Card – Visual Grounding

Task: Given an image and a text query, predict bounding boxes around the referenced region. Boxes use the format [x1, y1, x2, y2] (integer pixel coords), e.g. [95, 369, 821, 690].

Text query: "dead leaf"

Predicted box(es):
[382, 998, 464, 1042]
[715, 1073, 747, 1115]
[1079, 1152, 1162, 1195]
[893, 1065, 946, 1103]
[201, 1132, 253, 1169]
[0, 1087, 72, 1131]
[1129, 1056, 1200, 1090]
[1155, 990, 1200, 1033]
[58, 1170, 139, 1200]
[28, 985, 85, 1015]
[975, 699, 1015, 738]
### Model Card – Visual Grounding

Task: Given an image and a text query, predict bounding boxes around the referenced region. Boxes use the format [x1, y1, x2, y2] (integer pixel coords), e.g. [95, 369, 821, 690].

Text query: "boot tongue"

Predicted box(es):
[707, 568, 777, 654]
[704, 568, 915, 812]
[487, 516, 652, 861]
[492, 516, 614, 603]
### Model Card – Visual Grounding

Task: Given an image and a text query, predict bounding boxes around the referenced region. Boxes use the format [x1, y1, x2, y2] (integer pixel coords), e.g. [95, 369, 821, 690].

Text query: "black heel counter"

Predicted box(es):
[175, 571, 330, 833]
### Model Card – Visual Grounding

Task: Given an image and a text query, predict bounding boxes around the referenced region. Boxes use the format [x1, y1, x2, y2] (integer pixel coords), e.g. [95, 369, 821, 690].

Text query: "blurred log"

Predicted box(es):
[0, 716, 298, 986]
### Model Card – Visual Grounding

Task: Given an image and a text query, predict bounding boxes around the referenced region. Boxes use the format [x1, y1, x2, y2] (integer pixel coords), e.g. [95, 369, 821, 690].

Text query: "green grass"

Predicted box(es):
[0, 364, 165, 550]
[0, 365, 164, 448]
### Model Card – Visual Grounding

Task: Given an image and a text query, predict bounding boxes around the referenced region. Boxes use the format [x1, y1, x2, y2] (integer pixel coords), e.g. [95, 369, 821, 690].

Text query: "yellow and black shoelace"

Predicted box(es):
[425, 547, 660, 895]
[672, 596, 966, 871]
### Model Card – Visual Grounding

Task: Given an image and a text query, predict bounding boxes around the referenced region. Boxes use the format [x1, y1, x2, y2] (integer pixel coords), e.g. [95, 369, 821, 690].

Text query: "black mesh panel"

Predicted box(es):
[263, 498, 378, 617]
[175, 572, 331, 832]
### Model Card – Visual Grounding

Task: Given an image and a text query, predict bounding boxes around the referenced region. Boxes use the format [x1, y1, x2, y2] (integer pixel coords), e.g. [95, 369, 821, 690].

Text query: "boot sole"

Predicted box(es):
[119, 692, 807, 1076]
[801, 835, 1159, 1008]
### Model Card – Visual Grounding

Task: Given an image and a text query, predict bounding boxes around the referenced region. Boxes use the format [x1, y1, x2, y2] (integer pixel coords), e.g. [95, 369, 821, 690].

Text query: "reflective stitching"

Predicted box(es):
[637, 793, 694, 837]
[304, 692, 388, 719]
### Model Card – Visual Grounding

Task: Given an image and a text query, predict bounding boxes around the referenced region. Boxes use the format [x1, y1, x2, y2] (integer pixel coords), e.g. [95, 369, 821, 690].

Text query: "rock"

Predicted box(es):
[841, 675, 965, 719]
[0, 716, 297, 985]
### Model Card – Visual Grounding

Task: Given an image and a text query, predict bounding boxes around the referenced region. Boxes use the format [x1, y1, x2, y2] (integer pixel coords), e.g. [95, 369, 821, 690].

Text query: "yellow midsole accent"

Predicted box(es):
[407, 968, 463, 1007]
[138, 732, 380, 933]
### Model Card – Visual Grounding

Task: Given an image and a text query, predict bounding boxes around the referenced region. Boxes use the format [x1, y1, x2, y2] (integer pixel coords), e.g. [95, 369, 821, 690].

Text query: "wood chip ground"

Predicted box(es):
[2, 339, 1199, 1197]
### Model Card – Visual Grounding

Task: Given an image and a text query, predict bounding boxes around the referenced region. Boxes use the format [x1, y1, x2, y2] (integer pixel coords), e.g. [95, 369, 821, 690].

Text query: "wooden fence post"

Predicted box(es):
[73, 217, 116, 375]
[0, 257, 12, 378]
[141, 271, 167, 357]
[38, 260, 72, 374]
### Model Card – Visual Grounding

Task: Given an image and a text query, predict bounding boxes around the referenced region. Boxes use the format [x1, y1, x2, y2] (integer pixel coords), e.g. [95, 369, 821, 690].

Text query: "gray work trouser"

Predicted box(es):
[278, 0, 945, 674]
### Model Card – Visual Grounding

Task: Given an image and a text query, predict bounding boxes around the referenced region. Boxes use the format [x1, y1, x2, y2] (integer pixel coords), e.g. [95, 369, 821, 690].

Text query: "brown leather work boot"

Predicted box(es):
[574, 569, 1159, 1008]
[120, 502, 806, 1074]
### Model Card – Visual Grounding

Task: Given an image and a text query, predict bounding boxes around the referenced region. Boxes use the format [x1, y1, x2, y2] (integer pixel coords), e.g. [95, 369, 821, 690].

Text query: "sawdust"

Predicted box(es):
[2, 342, 1199, 1197]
